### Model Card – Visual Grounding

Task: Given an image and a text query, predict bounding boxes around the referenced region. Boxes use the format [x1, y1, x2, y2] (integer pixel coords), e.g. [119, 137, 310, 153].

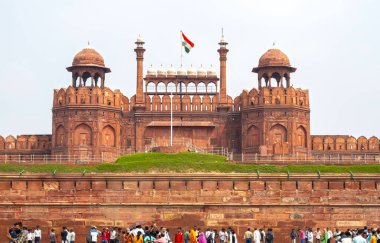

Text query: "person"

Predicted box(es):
[144, 232, 156, 243]
[376, 229, 380, 243]
[199, 231, 207, 243]
[34, 226, 42, 243]
[175, 228, 184, 243]
[230, 230, 237, 243]
[334, 228, 342, 243]
[184, 230, 190, 243]
[321, 229, 329, 243]
[134, 231, 144, 243]
[61, 227, 68, 243]
[352, 229, 366, 243]
[253, 228, 261, 243]
[315, 228, 321, 243]
[50, 228, 57, 243]
[341, 231, 352, 243]
[370, 231, 377, 243]
[265, 229, 274, 243]
[67, 230, 73, 243]
[154, 234, 167, 243]
[124, 230, 133, 243]
[69, 228, 75, 243]
[299, 228, 306, 243]
[218, 229, 227, 243]
[190, 228, 197, 243]
[111, 227, 118, 243]
[260, 229, 265, 243]
[327, 228, 333, 243]
[307, 228, 313, 243]
[244, 228, 253, 243]
[290, 229, 297, 243]
[90, 226, 100, 243]
[206, 229, 213, 243]
[27, 228, 35, 243]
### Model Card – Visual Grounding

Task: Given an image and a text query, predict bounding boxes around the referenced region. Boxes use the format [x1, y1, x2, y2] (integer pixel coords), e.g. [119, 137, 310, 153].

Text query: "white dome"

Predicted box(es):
[197, 65, 207, 77]
[167, 65, 177, 76]
[157, 66, 167, 76]
[177, 66, 187, 76]
[207, 66, 217, 76]
[187, 66, 197, 76]
[147, 66, 157, 76]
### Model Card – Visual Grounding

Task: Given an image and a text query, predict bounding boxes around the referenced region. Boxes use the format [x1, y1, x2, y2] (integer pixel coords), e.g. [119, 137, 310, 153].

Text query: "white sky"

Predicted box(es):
[0, 0, 379, 137]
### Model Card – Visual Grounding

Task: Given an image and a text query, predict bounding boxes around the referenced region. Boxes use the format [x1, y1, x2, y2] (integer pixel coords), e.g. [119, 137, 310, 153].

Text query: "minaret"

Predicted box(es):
[217, 34, 229, 109]
[134, 35, 145, 110]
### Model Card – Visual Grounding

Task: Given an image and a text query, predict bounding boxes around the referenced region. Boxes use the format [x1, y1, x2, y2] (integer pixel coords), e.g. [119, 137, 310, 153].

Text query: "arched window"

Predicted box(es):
[157, 82, 166, 93]
[197, 82, 206, 93]
[296, 126, 307, 148]
[82, 72, 92, 87]
[187, 82, 196, 93]
[207, 82, 217, 93]
[102, 125, 116, 147]
[55, 125, 65, 146]
[247, 126, 260, 147]
[147, 82, 156, 93]
[178, 82, 186, 93]
[269, 124, 287, 144]
[74, 124, 92, 146]
[167, 82, 176, 93]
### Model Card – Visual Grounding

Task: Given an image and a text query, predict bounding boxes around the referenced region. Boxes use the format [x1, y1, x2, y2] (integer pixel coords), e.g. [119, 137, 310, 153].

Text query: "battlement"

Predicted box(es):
[311, 135, 380, 152]
[234, 86, 309, 111]
[0, 134, 51, 154]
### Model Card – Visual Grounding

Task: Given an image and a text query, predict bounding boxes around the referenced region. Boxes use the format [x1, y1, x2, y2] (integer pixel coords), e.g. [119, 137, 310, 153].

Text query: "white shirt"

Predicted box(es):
[67, 232, 72, 241]
[132, 228, 145, 236]
[111, 230, 117, 240]
[307, 232, 313, 242]
[34, 229, 41, 238]
[91, 231, 99, 242]
[352, 235, 366, 243]
[253, 230, 261, 243]
[315, 231, 321, 239]
[70, 232, 75, 241]
[27, 232, 34, 241]
[341, 238, 353, 243]
[328, 230, 333, 239]
[219, 231, 227, 241]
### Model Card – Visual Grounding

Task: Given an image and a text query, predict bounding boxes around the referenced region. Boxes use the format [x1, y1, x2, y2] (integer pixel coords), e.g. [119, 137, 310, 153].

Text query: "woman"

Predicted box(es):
[198, 232, 207, 243]
[321, 229, 329, 243]
[134, 231, 144, 243]
[190, 229, 197, 243]
[124, 230, 133, 243]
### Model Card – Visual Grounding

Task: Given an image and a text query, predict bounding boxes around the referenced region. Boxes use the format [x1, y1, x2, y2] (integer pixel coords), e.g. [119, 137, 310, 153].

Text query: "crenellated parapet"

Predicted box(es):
[311, 135, 380, 152]
[0, 134, 51, 154]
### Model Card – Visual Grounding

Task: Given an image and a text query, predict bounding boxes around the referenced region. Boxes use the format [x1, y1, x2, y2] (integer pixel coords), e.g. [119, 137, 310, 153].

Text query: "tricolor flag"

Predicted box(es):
[181, 32, 194, 53]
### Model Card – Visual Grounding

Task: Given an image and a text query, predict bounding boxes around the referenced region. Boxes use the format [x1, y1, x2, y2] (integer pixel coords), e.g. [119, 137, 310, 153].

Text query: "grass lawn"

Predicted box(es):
[0, 152, 380, 173]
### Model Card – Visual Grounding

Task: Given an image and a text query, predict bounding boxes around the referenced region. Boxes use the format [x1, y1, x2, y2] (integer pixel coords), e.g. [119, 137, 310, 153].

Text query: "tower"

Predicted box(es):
[240, 46, 311, 156]
[52, 44, 121, 160]
[217, 35, 229, 111]
[134, 36, 146, 111]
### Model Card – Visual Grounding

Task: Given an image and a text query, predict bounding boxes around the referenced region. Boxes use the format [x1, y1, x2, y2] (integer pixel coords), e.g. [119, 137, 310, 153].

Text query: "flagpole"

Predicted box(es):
[180, 31, 183, 66]
[170, 92, 173, 147]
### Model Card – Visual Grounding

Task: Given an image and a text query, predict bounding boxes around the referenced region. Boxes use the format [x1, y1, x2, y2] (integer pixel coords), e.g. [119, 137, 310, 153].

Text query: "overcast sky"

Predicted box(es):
[0, 0, 379, 138]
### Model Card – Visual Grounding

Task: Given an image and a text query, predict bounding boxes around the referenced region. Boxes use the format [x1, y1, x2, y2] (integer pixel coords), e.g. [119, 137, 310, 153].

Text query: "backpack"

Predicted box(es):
[86, 234, 92, 243]
[266, 232, 273, 242]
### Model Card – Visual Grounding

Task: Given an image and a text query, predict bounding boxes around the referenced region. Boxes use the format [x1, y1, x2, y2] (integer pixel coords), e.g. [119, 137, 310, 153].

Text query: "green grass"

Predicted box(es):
[0, 152, 380, 174]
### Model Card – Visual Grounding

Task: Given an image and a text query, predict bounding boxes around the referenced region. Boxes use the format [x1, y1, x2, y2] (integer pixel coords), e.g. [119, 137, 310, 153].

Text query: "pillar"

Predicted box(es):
[134, 36, 145, 106]
[217, 37, 229, 105]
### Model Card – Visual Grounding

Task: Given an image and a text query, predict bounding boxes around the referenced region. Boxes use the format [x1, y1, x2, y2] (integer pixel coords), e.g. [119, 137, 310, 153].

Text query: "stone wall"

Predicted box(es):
[0, 173, 379, 242]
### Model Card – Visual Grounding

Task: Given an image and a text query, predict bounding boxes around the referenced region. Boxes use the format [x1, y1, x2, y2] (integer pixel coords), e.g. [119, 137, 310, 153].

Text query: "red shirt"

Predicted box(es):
[106, 231, 111, 240]
[175, 233, 184, 243]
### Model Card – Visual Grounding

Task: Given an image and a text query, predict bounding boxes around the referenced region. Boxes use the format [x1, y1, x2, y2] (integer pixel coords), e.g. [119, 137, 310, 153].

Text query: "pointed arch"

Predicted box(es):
[296, 126, 307, 148]
[269, 124, 287, 145]
[102, 125, 116, 147]
[74, 123, 92, 146]
[55, 125, 65, 147]
[247, 125, 260, 147]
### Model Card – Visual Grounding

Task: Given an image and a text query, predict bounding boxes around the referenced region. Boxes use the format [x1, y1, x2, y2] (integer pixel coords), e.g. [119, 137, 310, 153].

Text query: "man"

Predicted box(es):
[334, 228, 342, 243]
[307, 228, 313, 243]
[61, 227, 68, 243]
[184, 229, 190, 243]
[260, 229, 266, 243]
[50, 228, 57, 243]
[90, 226, 100, 243]
[205, 229, 213, 243]
[290, 229, 297, 243]
[34, 226, 42, 243]
[265, 229, 274, 243]
[315, 228, 321, 243]
[69, 228, 75, 243]
[175, 228, 184, 243]
[352, 229, 366, 243]
[111, 227, 117, 243]
[253, 228, 261, 243]
[218, 228, 227, 243]
[244, 228, 253, 243]
[7, 222, 24, 243]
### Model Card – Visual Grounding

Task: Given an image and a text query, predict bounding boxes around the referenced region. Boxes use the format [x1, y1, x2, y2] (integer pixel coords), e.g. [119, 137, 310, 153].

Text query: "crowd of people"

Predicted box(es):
[6, 221, 380, 243]
[290, 227, 380, 243]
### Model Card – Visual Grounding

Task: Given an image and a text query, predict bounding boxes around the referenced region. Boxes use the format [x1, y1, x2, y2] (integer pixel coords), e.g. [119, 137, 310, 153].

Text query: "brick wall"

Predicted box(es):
[0, 173, 379, 242]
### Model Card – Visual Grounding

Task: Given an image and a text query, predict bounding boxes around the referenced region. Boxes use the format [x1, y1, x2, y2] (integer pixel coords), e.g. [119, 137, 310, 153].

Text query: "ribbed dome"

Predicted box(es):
[197, 65, 207, 77]
[258, 48, 291, 67]
[207, 66, 217, 76]
[187, 66, 197, 76]
[157, 66, 167, 76]
[72, 47, 105, 67]
[167, 65, 177, 76]
[177, 66, 187, 76]
[147, 66, 157, 76]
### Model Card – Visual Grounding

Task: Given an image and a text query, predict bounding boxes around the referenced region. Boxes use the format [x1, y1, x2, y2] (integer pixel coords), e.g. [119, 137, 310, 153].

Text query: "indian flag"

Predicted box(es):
[181, 32, 194, 53]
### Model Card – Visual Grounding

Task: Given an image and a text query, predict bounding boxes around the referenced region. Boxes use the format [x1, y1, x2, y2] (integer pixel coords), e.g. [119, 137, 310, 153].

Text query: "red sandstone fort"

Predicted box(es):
[0, 36, 378, 160]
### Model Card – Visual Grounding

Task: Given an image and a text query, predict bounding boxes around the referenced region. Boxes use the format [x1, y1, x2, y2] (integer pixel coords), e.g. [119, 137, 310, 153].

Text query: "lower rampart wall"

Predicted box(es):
[0, 173, 379, 242]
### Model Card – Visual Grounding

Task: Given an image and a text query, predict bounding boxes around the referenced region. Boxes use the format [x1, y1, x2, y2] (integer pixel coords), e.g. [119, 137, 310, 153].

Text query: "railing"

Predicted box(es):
[232, 152, 380, 165]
